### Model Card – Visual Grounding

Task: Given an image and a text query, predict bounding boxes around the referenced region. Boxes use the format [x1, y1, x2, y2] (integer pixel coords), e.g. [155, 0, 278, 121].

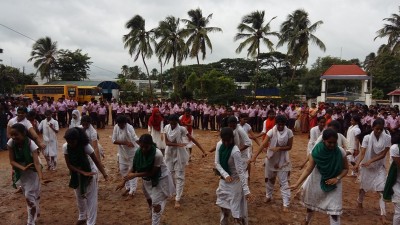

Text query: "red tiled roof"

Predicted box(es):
[322, 65, 368, 76]
[388, 89, 400, 95]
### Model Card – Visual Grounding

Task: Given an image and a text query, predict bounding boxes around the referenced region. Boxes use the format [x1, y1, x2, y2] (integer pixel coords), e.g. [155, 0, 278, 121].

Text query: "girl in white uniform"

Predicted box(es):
[63, 127, 108, 225]
[112, 115, 140, 197]
[117, 134, 175, 225]
[215, 127, 253, 225]
[148, 108, 166, 153]
[250, 115, 293, 212]
[346, 115, 362, 175]
[69, 109, 81, 128]
[9, 123, 45, 225]
[385, 140, 400, 224]
[164, 114, 206, 208]
[355, 118, 391, 223]
[291, 129, 349, 225]
[38, 110, 59, 170]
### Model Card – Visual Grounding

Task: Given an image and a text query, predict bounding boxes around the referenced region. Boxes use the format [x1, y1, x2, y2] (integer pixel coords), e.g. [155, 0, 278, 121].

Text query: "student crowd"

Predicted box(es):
[5, 95, 400, 225]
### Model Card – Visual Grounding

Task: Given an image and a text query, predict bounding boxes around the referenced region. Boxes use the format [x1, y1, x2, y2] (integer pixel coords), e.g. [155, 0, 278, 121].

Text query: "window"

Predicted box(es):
[394, 95, 400, 103]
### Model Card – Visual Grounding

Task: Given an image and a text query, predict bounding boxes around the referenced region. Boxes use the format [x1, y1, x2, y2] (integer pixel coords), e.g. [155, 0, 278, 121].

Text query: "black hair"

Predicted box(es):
[317, 116, 326, 122]
[352, 115, 363, 133]
[227, 116, 238, 124]
[11, 123, 27, 136]
[45, 110, 52, 116]
[185, 108, 191, 113]
[372, 118, 385, 127]
[275, 115, 287, 124]
[327, 120, 341, 132]
[64, 127, 89, 146]
[322, 128, 338, 140]
[17, 107, 27, 113]
[116, 115, 128, 124]
[27, 110, 36, 119]
[139, 134, 154, 145]
[81, 115, 92, 124]
[220, 127, 234, 139]
[267, 110, 275, 115]
[239, 113, 249, 119]
[169, 114, 180, 122]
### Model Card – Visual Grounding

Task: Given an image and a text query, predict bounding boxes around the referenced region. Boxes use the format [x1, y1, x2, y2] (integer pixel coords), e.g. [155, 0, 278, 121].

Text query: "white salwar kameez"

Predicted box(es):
[38, 118, 59, 170]
[215, 141, 250, 225]
[69, 110, 81, 128]
[112, 123, 139, 194]
[140, 149, 175, 225]
[308, 126, 324, 156]
[63, 143, 99, 225]
[8, 139, 41, 225]
[164, 124, 189, 201]
[301, 148, 346, 216]
[390, 144, 400, 224]
[358, 132, 391, 216]
[148, 121, 166, 150]
[264, 125, 293, 207]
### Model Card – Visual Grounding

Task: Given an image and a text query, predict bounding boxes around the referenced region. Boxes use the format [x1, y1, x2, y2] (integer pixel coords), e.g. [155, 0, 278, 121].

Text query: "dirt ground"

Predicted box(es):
[0, 125, 395, 225]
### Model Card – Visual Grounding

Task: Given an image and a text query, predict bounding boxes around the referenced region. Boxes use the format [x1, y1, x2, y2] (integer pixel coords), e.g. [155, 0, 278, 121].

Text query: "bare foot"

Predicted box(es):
[282, 206, 289, 212]
[174, 201, 181, 209]
[14, 187, 22, 194]
[380, 216, 388, 225]
[357, 201, 363, 209]
[264, 197, 271, 203]
[75, 220, 87, 225]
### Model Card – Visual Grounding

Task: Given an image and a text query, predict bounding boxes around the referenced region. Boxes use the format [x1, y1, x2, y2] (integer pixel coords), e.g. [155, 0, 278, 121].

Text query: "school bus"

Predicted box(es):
[24, 85, 77, 100]
[77, 86, 102, 104]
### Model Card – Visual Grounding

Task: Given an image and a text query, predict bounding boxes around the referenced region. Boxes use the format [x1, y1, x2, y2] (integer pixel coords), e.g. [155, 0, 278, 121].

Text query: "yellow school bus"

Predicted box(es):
[77, 86, 102, 104]
[24, 85, 77, 100]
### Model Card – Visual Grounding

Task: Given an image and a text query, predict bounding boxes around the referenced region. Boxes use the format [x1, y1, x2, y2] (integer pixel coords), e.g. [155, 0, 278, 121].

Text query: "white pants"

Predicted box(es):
[171, 170, 185, 201]
[74, 174, 98, 225]
[394, 203, 400, 225]
[20, 170, 40, 225]
[357, 190, 386, 216]
[265, 170, 290, 207]
[119, 163, 137, 194]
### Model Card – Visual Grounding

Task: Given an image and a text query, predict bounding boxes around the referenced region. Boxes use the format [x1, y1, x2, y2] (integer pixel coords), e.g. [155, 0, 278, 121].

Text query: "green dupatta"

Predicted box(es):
[12, 138, 34, 188]
[383, 161, 398, 201]
[133, 145, 161, 187]
[67, 144, 92, 197]
[312, 142, 343, 192]
[219, 143, 234, 176]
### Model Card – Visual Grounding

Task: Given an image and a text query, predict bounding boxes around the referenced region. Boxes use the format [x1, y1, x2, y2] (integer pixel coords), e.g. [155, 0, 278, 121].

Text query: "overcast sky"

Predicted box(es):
[0, 0, 397, 83]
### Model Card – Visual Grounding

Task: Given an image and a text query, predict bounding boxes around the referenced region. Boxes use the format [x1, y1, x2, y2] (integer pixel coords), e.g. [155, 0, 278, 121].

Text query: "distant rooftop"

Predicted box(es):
[45, 80, 120, 89]
[321, 65, 370, 80]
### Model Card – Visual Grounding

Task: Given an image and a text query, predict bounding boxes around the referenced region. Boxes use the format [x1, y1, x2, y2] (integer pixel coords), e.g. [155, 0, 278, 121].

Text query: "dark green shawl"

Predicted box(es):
[312, 142, 343, 192]
[133, 145, 161, 187]
[12, 138, 34, 188]
[219, 143, 234, 176]
[67, 144, 92, 196]
[383, 161, 398, 201]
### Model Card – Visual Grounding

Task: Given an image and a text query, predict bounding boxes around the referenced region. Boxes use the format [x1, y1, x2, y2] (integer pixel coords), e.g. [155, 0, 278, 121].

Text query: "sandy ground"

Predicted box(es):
[0, 125, 395, 225]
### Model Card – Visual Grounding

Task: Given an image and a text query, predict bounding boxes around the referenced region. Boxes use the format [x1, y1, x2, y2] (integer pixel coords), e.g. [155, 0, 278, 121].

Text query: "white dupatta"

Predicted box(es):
[362, 131, 389, 169]
[266, 125, 290, 170]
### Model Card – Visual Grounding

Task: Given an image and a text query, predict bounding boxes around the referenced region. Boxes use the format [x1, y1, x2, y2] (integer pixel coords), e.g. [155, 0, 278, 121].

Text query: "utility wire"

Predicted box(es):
[0, 23, 119, 75]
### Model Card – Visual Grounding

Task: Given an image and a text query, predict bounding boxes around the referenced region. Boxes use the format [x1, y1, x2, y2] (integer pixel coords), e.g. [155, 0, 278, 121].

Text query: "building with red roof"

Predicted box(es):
[319, 65, 372, 105]
[388, 89, 400, 107]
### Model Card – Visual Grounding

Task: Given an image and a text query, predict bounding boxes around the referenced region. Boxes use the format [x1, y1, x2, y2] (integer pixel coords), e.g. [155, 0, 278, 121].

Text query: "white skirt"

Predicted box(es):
[216, 179, 248, 222]
[360, 165, 386, 192]
[142, 173, 175, 204]
[301, 167, 343, 215]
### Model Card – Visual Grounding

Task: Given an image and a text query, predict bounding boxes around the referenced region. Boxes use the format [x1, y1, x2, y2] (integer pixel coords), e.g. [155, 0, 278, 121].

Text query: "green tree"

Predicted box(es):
[0, 64, 37, 94]
[123, 15, 156, 100]
[27, 36, 58, 82]
[258, 51, 291, 86]
[278, 9, 326, 80]
[182, 8, 222, 64]
[156, 16, 188, 92]
[56, 49, 92, 81]
[280, 80, 300, 102]
[369, 53, 400, 95]
[234, 10, 279, 90]
[375, 7, 400, 55]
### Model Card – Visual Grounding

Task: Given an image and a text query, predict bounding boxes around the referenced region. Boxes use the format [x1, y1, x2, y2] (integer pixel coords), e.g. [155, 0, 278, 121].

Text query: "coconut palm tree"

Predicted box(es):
[155, 16, 188, 92]
[234, 10, 279, 91]
[123, 15, 156, 99]
[375, 7, 400, 55]
[182, 8, 222, 65]
[27, 36, 58, 82]
[277, 9, 326, 80]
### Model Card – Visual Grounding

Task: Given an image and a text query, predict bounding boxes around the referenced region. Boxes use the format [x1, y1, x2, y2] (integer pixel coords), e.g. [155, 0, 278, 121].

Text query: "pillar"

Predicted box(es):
[320, 79, 326, 102]
[361, 80, 368, 96]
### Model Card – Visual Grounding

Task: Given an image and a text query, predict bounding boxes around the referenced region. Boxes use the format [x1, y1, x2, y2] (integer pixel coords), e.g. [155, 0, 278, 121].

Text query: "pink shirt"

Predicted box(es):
[203, 105, 210, 115]
[111, 102, 119, 111]
[387, 115, 398, 129]
[98, 106, 107, 115]
[248, 108, 257, 117]
[37, 105, 46, 114]
[117, 106, 124, 114]
[124, 105, 131, 114]
[57, 102, 67, 111]
[90, 103, 99, 113]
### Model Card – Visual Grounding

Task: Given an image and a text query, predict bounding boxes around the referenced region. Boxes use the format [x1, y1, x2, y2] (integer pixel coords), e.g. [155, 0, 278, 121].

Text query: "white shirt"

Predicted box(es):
[63, 143, 97, 173]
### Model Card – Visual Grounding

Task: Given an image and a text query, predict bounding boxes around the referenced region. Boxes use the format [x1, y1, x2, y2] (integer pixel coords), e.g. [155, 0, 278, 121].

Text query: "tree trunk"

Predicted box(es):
[141, 52, 153, 102]
[291, 64, 297, 81]
[255, 45, 260, 98]
[196, 54, 200, 65]
[173, 55, 177, 93]
[160, 60, 163, 98]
